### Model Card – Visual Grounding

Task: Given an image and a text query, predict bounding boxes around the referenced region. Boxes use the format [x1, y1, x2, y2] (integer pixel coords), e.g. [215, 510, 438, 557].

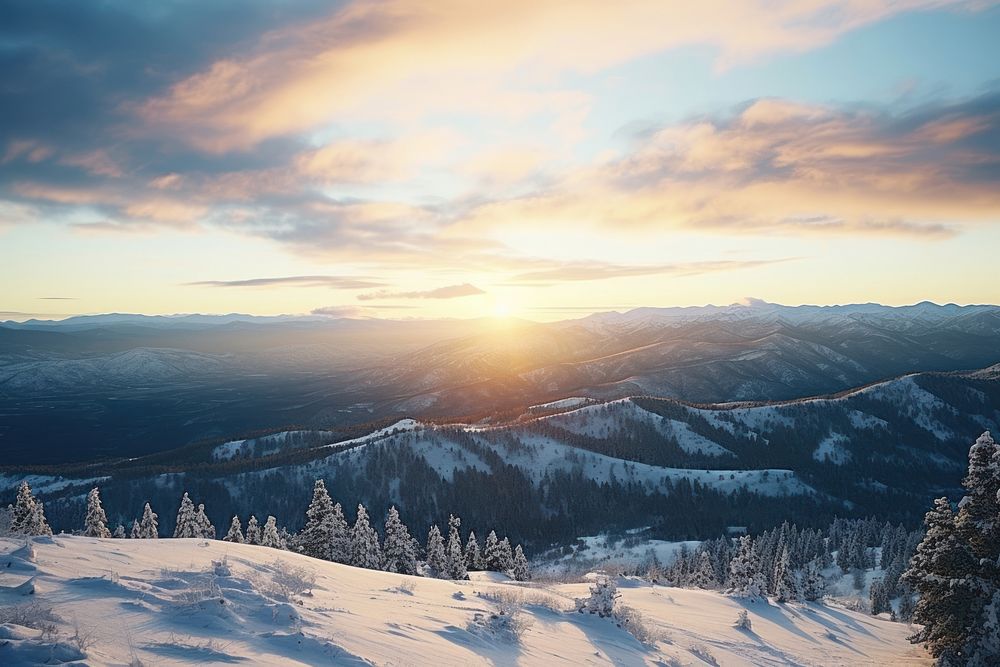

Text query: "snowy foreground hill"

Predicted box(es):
[0, 536, 928, 666]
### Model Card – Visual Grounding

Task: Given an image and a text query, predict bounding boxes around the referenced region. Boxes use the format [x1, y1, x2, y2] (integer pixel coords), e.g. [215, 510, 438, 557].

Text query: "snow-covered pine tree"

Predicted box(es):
[173, 493, 199, 538]
[223, 515, 244, 543]
[498, 537, 515, 574]
[512, 544, 530, 581]
[425, 525, 446, 574]
[382, 506, 417, 575]
[578, 577, 619, 617]
[773, 544, 798, 603]
[130, 519, 141, 539]
[445, 514, 468, 580]
[903, 497, 977, 663]
[802, 561, 826, 602]
[194, 503, 215, 539]
[870, 578, 890, 615]
[83, 487, 112, 538]
[10, 481, 34, 534]
[260, 515, 282, 548]
[113, 524, 126, 539]
[330, 502, 351, 564]
[10, 481, 51, 535]
[953, 431, 1000, 665]
[689, 550, 718, 589]
[464, 531, 482, 571]
[139, 502, 158, 539]
[300, 479, 336, 560]
[482, 530, 501, 571]
[245, 515, 261, 545]
[350, 505, 382, 570]
[728, 535, 765, 599]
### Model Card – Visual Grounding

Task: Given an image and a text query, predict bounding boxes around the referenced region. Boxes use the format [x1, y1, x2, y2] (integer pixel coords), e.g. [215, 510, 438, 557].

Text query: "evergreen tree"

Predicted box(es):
[903, 497, 977, 663]
[512, 544, 530, 582]
[10, 482, 50, 536]
[330, 502, 351, 564]
[245, 515, 261, 545]
[300, 479, 337, 560]
[498, 537, 515, 574]
[727, 535, 765, 599]
[260, 515, 282, 548]
[445, 514, 468, 580]
[689, 550, 718, 589]
[482, 530, 502, 571]
[425, 525, 447, 574]
[802, 561, 826, 602]
[195, 503, 215, 539]
[464, 531, 482, 571]
[83, 487, 111, 538]
[773, 544, 798, 603]
[139, 502, 158, 539]
[113, 524, 126, 539]
[350, 505, 382, 569]
[223, 515, 244, 543]
[173, 493, 199, 538]
[130, 519, 141, 539]
[870, 578, 891, 615]
[383, 506, 417, 575]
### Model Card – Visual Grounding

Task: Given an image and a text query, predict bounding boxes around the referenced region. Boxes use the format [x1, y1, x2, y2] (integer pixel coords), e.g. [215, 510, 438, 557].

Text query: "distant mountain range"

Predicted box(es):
[2, 300, 999, 463]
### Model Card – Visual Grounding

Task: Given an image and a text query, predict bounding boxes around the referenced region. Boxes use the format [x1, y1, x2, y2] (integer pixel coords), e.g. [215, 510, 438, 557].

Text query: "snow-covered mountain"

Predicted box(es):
[6, 365, 997, 550]
[0, 536, 928, 666]
[3, 301, 999, 465]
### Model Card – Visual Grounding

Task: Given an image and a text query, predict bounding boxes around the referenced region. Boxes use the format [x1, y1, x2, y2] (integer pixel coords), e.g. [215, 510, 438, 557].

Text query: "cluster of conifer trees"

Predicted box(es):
[3, 478, 530, 582]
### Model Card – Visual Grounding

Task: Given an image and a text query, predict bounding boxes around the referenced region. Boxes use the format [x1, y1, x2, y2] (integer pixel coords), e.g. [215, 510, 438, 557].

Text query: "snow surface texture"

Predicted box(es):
[0, 537, 928, 666]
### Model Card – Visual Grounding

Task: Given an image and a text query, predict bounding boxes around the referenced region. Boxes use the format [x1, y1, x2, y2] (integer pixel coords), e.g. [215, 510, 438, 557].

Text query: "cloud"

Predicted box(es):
[309, 305, 371, 318]
[358, 283, 486, 300]
[138, 0, 975, 151]
[185, 275, 386, 289]
[509, 259, 794, 283]
[38, 296, 77, 300]
[458, 90, 1000, 239]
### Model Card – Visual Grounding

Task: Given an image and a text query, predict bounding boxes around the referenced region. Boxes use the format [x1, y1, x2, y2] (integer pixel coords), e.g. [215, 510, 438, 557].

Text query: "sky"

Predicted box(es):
[1, 0, 999, 322]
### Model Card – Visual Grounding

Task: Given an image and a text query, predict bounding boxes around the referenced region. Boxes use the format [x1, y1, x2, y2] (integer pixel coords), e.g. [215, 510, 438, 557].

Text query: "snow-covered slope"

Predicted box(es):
[0, 536, 929, 666]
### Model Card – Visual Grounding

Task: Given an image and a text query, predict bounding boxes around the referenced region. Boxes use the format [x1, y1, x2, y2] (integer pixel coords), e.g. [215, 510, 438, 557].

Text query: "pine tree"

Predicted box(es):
[773, 544, 798, 603]
[300, 479, 336, 560]
[223, 515, 244, 543]
[870, 578, 890, 615]
[445, 515, 468, 580]
[10, 482, 51, 536]
[245, 515, 261, 545]
[498, 537, 514, 574]
[195, 503, 215, 539]
[10, 482, 34, 534]
[382, 506, 417, 575]
[802, 561, 826, 602]
[130, 519, 141, 539]
[689, 550, 718, 589]
[482, 530, 502, 571]
[349, 505, 382, 570]
[329, 502, 351, 564]
[173, 493, 199, 538]
[903, 497, 978, 663]
[512, 545, 530, 581]
[464, 531, 482, 571]
[727, 535, 765, 599]
[139, 502, 158, 539]
[260, 515, 282, 548]
[113, 524, 126, 539]
[83, 487, 111, 538]
[425, 525, 446, 574]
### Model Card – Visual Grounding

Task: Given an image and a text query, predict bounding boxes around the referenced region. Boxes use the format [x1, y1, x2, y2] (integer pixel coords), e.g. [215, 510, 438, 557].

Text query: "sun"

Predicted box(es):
[492, 301, 512, 318]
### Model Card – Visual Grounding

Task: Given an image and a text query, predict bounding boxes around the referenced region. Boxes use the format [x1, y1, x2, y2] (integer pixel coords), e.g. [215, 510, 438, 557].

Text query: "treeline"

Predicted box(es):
[2, 478, 530, 582]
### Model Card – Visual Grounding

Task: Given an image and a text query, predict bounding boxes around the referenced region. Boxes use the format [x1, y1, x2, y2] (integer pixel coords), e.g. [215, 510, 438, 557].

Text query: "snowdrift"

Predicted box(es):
[0, 536, 929, 666]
